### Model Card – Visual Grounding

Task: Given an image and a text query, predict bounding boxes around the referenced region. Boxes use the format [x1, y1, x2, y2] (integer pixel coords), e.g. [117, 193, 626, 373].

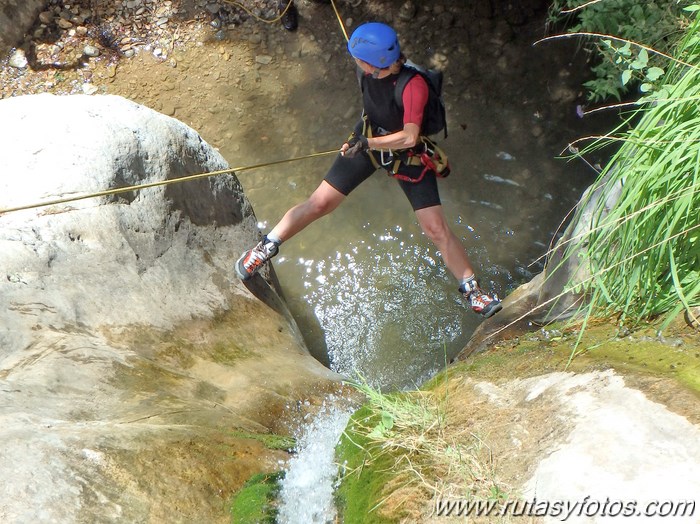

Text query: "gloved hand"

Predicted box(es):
[343, 134, 369, 158]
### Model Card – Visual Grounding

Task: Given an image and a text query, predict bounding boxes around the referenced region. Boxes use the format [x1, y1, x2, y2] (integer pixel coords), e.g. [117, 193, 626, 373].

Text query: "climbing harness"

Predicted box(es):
[0, 149, 338, 216]
[351, 117, 450, 183]
[386, 137, 451, 183]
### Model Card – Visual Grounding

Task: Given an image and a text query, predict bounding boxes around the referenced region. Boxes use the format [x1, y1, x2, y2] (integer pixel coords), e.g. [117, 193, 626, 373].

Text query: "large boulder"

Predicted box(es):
[432, 370, 700, 523]
[0, 94, 339, 522]
[0, 0, 46, 55]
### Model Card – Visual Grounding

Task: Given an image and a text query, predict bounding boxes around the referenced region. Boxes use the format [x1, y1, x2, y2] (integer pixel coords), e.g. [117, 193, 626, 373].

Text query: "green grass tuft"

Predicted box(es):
[549, 9, 700, 338]
[229, 472, 284, 524]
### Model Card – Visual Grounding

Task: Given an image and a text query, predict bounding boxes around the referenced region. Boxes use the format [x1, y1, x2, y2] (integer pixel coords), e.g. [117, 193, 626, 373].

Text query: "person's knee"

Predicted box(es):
[305, 195, 340, 217]
[421, 219, 450, 244]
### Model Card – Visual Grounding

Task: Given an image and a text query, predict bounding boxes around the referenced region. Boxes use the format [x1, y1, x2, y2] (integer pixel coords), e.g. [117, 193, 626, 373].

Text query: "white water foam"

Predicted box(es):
[277, 398, 355, 524]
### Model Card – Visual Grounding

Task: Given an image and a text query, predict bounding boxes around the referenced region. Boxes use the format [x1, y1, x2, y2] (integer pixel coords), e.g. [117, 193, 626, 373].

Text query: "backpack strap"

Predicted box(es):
[394, 63, 448, 139]
[393, 66, 416, 112]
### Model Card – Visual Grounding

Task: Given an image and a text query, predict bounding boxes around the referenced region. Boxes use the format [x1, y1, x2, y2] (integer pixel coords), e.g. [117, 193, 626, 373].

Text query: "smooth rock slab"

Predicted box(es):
[0, 94, 338, 523]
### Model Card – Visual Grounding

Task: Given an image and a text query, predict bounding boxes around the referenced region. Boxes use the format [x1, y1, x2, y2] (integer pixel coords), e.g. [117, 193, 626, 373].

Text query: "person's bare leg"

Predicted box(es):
[415, 205, 502, 317]
[235, 181, 346, 280]
[414, 205, 474, 281]
[269, 180, 346, 241]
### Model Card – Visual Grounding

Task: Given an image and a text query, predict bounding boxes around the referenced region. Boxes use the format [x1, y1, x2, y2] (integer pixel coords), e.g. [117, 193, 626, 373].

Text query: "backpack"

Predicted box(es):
[395, 60, 448, 139]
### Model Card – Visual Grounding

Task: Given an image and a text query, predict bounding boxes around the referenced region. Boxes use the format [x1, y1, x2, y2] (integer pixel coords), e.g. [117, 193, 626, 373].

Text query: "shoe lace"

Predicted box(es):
[244, 241, 276, 270]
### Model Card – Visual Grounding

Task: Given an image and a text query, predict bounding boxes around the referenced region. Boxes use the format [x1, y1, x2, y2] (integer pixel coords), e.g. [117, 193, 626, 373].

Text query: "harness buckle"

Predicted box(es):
[379, 149, 395, 168]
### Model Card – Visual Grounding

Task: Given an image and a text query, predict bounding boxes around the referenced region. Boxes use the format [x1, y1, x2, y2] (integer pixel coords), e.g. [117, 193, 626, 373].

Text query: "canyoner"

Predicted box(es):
[235, 20, 502, 318]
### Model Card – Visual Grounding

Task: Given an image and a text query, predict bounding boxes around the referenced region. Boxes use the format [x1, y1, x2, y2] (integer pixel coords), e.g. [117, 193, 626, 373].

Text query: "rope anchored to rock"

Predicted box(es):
[0, 149, 338, 216]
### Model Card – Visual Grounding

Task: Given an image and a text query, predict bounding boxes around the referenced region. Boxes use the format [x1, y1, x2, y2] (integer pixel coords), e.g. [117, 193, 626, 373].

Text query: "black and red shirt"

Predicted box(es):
[360, 69, 429, 135]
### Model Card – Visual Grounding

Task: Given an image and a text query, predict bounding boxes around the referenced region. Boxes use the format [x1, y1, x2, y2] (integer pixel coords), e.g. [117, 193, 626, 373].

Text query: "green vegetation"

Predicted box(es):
[548, 0, 695, 101]
[229, 472, 284, 524]
[457, 318, 700, 395]
[336, 405, 400, 524]
[553, 7, 700, 333]
[229, 430, 296, 451]
[336, 378, 506, 523]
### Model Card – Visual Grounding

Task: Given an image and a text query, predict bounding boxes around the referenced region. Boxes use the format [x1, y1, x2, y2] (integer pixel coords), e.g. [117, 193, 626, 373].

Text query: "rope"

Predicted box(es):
[329, 0, 349, 42]
[218, 0, 348, 38]
[219, 0, 295, 25]
[0, 1, 353, 217]
[0, 149, 338, 216]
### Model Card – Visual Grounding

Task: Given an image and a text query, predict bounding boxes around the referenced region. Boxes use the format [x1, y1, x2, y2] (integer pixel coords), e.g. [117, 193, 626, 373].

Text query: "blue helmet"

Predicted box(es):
[347, 22, 401, 68]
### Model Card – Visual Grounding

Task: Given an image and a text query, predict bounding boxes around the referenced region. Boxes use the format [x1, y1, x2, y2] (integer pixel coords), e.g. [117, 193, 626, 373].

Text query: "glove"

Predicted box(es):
[344, 134, 369, 158]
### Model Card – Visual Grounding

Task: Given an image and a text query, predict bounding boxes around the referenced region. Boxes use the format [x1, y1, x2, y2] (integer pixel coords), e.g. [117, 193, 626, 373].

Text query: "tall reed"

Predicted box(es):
[560, 9, 700, 329]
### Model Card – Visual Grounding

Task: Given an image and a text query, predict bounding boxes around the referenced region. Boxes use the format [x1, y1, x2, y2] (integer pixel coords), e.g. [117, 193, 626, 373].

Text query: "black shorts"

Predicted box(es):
[323, 151, 441, 211]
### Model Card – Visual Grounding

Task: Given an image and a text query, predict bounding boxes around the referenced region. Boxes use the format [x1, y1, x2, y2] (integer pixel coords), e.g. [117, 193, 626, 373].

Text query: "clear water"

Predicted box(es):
[207, 18, 611, 391]
[101, 4, 613, 391]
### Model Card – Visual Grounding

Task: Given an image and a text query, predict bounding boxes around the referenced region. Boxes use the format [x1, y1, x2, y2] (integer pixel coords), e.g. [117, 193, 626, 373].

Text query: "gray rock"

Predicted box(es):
[0, 94, 339, 522]
[398, 1, 417, 21]
[38, 10, 54, 24]
[57, 17, 73, 29]
[8, 48, 27, 68]
[83, 44, 100, 57]
[0, 0, 46, 55]
[467, 371, 700, 515]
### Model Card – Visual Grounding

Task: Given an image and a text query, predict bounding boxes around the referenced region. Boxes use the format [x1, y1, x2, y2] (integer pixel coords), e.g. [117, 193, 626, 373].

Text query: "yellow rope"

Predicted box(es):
[0, 149, 338, 216]
[219, 0, 349, 40]
[0, 1, 354, 217]
[219, 0, 294, 25]
[329, 0, 349, 42]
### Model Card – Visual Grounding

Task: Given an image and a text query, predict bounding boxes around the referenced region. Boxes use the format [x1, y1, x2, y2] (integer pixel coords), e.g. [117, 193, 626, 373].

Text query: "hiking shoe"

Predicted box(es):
[279, 0, 298, 31]
[235, 236, 280, 281]
[459, 280, 502, 318]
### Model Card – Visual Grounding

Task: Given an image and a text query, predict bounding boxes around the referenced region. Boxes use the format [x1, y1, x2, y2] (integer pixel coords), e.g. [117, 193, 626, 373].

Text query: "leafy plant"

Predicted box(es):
[552, 7, 700, 331]
[548, 0, 692, 101]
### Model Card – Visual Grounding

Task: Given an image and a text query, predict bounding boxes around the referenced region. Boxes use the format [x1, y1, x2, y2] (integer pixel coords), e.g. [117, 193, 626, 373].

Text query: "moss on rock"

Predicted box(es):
[229, 471, 284, 524]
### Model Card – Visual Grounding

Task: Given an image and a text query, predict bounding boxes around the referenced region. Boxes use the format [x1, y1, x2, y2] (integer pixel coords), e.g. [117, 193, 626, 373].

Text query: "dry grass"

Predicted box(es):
[345, 376, 509, 521]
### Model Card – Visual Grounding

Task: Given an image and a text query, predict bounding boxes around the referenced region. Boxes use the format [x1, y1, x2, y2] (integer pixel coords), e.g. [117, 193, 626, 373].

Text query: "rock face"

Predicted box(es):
[0, 0, 46, 55]
[0, 94, 338, 523]
[447, 370, 700, 524]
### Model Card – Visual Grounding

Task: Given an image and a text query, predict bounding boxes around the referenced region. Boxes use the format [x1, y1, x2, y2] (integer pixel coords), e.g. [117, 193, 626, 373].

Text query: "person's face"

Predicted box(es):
[353, 57, 393, 78]
[354, 57, 375, 74]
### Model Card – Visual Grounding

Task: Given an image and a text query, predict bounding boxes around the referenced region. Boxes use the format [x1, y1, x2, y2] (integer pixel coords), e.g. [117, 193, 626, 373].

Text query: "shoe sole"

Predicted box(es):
[234, 254, 254, 281]
[481, 302, 503, 318]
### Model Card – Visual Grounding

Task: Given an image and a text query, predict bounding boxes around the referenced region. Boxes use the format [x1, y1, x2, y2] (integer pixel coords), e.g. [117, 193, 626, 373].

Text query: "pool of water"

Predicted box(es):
[100, 1, 614, 390]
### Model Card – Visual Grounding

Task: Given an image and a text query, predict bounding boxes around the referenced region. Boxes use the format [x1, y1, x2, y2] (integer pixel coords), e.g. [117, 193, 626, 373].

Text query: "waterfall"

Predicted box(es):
[277, 397, 355, 524]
